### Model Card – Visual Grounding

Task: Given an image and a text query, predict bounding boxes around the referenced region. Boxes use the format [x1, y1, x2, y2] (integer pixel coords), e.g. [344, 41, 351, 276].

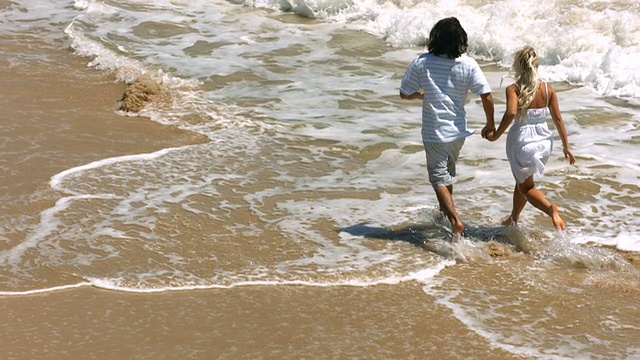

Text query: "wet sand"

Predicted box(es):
[0, 48, 207, 201]
[1, 283, 525, 359]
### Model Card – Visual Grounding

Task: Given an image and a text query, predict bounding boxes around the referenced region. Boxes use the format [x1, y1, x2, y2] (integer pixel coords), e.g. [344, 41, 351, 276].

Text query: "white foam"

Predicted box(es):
[245, 0, 640, 98]
[0, 197, 74, 267]
[0, 264, 447, 295]
[50, 147, 180, 193]
[0, 147, 183, 267]
[0, 282, 92, 296]
[613, 232, 640, 252]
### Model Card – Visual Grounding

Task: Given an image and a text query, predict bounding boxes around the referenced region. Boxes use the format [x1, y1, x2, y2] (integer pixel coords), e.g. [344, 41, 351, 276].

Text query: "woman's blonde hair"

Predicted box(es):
[513, 46, 540, 109]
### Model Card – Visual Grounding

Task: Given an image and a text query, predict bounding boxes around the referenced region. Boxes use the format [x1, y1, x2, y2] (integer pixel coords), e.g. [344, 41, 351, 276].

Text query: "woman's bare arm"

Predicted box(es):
[548, 86, 576, 164]
[486, 85, 518, 142]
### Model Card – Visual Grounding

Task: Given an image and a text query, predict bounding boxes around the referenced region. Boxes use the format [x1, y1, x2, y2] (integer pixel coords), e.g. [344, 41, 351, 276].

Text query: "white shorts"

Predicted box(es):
[423, 138, 465, 188]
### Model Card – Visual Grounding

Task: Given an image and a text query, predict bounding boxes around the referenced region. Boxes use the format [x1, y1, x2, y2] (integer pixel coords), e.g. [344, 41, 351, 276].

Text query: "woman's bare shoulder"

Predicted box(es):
[543, 81, 557, 98]
[505, 83, 518, 94]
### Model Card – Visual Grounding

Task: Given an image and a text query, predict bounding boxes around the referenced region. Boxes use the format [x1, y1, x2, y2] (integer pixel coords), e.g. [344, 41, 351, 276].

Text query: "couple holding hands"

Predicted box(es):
[399, 17, 576, 243]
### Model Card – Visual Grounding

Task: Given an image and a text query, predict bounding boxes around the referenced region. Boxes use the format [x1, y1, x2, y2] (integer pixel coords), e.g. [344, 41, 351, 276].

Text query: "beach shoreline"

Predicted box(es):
[0, 44, 208, 195]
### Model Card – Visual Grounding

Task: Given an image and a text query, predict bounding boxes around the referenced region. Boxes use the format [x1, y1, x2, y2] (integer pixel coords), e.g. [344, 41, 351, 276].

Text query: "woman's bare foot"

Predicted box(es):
[501, 215, 518, 227]
[550, 204, 566, 230]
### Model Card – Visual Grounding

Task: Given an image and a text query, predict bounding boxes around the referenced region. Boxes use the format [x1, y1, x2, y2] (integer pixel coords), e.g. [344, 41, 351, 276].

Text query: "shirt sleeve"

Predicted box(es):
[469, 62, 491, 95]
[400, 58, 421, 95]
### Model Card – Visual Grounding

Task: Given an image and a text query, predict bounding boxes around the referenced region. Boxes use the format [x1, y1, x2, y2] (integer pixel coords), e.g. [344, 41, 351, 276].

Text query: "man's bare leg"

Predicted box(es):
[437, 185, 453, 213]
[434, 185, 464, 242]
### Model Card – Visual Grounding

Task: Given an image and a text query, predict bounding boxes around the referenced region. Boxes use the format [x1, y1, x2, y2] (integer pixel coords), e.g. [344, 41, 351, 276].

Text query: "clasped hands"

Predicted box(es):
[481, 124, 499, 142]
[480, 124, 576, 165]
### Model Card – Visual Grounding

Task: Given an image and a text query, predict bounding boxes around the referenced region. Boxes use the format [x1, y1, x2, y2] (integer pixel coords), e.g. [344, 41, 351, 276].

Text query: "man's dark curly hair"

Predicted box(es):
[427, 17, 468, 59]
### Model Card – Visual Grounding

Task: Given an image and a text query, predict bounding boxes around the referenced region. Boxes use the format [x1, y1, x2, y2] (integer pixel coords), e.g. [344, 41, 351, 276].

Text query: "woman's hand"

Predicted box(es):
[484, 129, 499, 142]
[564, 148, 576, 165]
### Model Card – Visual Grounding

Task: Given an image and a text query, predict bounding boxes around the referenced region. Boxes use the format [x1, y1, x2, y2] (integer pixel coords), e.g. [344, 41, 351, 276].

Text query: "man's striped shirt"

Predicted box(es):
[400, 53, 491, 143]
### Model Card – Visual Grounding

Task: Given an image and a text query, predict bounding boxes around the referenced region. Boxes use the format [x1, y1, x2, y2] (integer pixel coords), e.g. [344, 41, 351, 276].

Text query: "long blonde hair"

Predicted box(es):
[513, 46, 540, 109]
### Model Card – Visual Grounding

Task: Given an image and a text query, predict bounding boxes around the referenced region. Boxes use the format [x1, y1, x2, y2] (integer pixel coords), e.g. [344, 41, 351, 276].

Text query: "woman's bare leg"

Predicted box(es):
[549, 204, 565, 230]
[502, 183, 527, 226]
[517, 176, 566, 230]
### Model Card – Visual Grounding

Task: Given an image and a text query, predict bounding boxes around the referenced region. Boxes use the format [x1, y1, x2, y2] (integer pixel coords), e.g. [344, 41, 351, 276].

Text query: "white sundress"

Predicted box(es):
[506, 82, 554, 184]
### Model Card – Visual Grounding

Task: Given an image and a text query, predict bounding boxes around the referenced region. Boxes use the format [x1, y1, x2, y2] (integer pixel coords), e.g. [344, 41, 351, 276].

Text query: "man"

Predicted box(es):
[399, 17, 494, 242]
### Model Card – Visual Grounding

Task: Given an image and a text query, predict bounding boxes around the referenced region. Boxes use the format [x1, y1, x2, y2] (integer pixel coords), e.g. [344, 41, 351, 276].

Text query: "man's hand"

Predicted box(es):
[481, 124, 495, 139]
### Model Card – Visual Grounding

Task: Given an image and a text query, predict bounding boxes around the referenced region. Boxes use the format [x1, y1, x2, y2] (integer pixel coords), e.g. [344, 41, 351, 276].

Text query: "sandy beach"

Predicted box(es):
[3, 279, 528, 359]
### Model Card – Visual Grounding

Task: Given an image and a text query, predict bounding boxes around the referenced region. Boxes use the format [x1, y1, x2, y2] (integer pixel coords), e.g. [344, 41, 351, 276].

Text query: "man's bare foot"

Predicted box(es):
[450, 220, 464, 243]
[550, 204, 566, 230]
[501, 215, 518, 227]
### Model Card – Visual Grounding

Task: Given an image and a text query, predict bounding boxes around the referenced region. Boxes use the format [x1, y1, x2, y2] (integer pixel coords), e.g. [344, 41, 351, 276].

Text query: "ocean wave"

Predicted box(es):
[243, 0, 640, 98]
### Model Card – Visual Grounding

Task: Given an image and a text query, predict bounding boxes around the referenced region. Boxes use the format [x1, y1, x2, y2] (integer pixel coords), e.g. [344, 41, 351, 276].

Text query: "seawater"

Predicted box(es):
[1, 0, 640, 358]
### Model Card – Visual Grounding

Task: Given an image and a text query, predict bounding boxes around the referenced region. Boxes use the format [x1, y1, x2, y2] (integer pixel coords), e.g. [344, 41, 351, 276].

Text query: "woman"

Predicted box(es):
[486, 46, 576, 230]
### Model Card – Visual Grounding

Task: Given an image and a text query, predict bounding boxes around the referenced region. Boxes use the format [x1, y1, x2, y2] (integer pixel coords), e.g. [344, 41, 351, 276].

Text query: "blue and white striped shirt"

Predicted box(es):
[400, 53, 491, 143]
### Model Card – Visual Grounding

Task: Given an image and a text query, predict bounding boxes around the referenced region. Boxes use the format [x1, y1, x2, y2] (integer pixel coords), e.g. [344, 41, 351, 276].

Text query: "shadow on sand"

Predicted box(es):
[340, 221, 636, 271]
[339, 221, 514, 263]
